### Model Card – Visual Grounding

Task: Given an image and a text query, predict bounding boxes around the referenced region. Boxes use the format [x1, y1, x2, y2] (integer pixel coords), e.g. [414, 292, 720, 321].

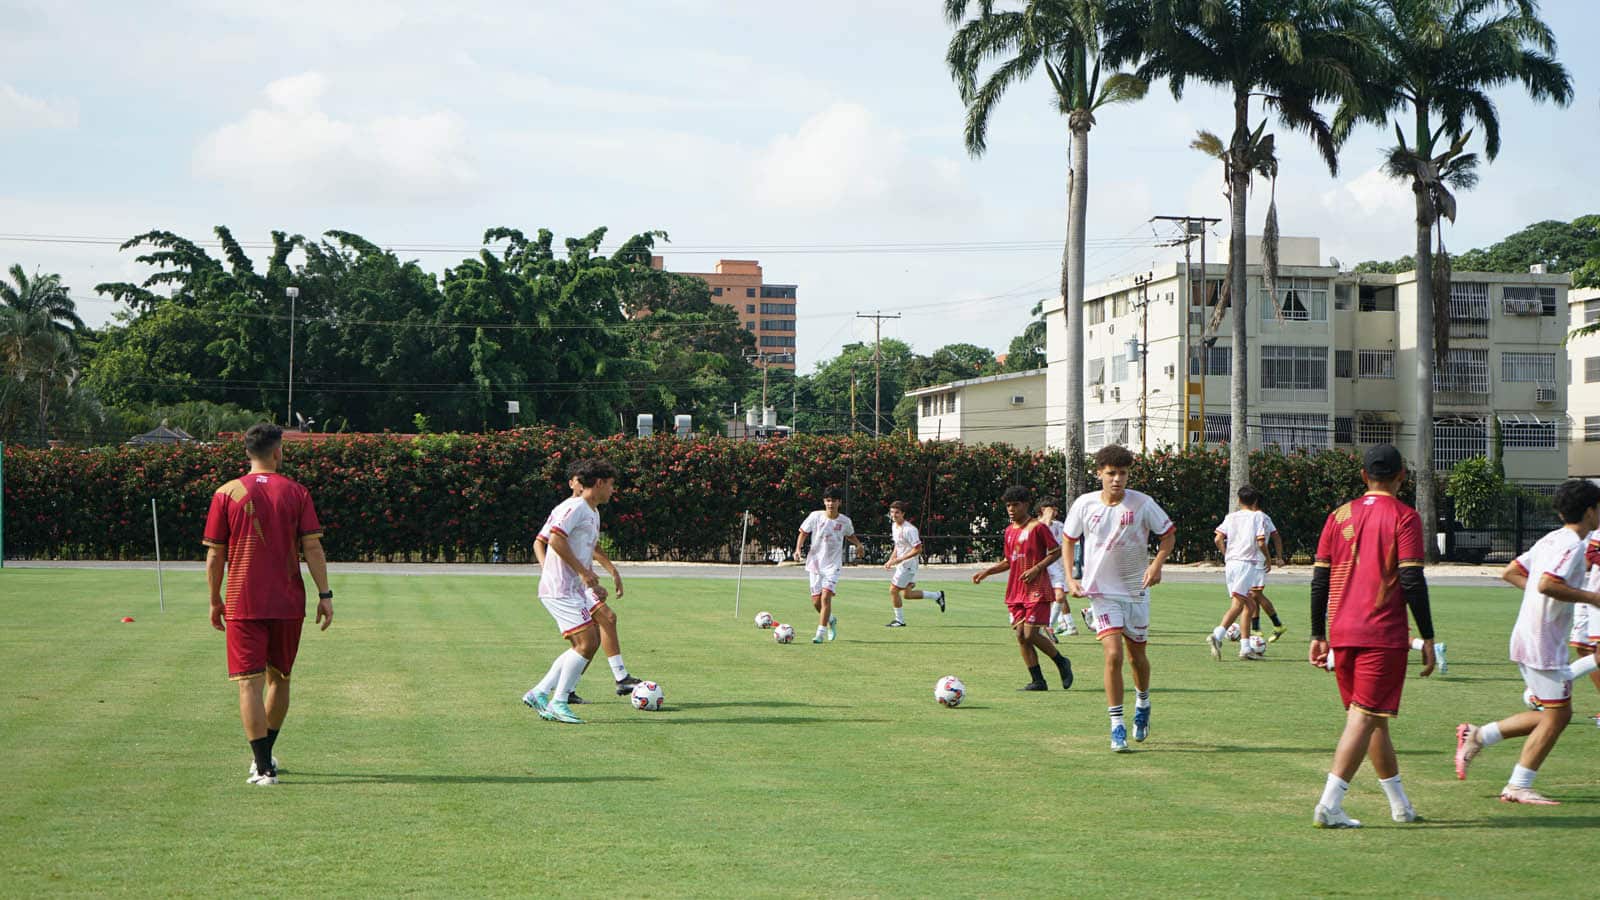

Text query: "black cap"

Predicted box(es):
[1362, 443, 1404, 479]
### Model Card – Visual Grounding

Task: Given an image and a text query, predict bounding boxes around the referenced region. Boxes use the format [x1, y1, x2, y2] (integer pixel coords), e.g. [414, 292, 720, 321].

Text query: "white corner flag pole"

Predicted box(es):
[151, 498, 165, 613]
[734, 510, 750, 619]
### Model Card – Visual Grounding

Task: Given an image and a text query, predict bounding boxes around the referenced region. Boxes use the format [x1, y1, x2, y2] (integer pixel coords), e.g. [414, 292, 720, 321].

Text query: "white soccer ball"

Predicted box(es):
[1523, 688, 1544, 711]
[773, 623, 796, 644]
[1225, 623, 1242, 642]
[934, 675, 966, 708]
[1247, 635, 1267, 657]
[754, 611, 774, 629]
[630, 681, 664, 711]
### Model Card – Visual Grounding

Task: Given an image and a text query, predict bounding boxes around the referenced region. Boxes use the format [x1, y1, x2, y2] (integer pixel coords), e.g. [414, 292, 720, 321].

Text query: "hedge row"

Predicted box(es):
[1, 430, 1368, 563]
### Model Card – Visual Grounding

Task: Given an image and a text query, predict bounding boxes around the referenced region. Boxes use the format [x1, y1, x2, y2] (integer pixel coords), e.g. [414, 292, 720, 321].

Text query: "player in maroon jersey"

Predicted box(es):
[203, 423, 334, 785]
[973, 485, 1074, 692]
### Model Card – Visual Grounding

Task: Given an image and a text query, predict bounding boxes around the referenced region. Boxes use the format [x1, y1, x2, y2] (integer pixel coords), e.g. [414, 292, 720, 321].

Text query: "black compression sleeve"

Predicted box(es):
[1310, 565, 1330, 640]
[1399, 566, 1433, 640]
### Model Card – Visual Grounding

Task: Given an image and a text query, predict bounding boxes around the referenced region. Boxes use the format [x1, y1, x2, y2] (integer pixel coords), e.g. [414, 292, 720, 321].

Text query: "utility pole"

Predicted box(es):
[856, 311, 901, 437]
[285, 286, 299, 427]
[1132, 272, 1152, 453]
[1151, 216, 1219, 446]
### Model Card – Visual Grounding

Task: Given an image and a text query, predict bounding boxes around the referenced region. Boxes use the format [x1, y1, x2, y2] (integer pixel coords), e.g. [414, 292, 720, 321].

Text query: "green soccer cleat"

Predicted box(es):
[522, 690, 549, 714]
[540, 698, 584, 724]
[827, 615, 837, 641]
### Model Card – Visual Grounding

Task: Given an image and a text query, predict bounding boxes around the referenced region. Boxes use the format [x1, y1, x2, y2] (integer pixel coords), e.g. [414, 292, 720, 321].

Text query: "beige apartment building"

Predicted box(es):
[652, 257, 797, 371]
[906, 369, 1047, 451]
[1044, 237, 1572, 485]
[1566, 287, 1600, 475]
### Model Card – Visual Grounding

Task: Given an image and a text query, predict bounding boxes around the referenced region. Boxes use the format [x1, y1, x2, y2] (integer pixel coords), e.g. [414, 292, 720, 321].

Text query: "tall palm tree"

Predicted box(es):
[946, 0, 1147, 500]
[1335, 0, 1571, 559]
[0, 307, 79, 442]
[1, 264, 85, 346]
[1137, 0, 1367, 506]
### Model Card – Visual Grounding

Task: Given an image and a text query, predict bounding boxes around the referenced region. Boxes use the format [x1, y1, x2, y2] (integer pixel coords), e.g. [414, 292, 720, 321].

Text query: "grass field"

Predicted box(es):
[2, 567, 1597, 897]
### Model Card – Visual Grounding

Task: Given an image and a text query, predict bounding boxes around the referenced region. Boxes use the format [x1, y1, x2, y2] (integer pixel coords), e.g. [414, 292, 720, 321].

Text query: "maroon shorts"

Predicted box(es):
[1007, 599, 1051, 628]
[1333, 646, 1408, 717]
[227, 618, 304, 680]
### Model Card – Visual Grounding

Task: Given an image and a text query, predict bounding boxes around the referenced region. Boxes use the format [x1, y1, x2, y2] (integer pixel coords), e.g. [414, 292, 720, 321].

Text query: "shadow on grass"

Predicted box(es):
[614, 715, 890, 726]
[1155, 742, 1323, 754]
[286, 772, 661, 786]
[1407, 813, 1600, 829]
[671, 700, 846, 710]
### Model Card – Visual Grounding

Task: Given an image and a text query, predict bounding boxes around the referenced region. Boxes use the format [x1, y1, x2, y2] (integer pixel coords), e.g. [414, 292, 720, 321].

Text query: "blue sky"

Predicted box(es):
[3, 0, 1597, 372]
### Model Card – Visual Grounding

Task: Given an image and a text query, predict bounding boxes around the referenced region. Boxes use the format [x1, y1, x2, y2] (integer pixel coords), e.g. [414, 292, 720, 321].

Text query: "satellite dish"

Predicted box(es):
[1329, 256, 1342, 270]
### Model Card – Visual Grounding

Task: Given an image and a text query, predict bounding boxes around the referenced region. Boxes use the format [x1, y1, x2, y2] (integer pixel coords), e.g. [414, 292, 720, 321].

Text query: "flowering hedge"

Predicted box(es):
[1, 431, 1368, 563]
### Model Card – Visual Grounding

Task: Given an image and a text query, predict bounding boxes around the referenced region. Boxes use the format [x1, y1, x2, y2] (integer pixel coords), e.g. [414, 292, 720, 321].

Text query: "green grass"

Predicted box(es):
[1, 568, 1597, 898]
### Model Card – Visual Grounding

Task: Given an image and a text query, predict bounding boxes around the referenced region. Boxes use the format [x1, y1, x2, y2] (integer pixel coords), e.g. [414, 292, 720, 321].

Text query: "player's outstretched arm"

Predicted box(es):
[972, 559, 1009, 584]
[205, 546, 227, 632]
[594, 546, 623, 598]
[302, 535, 334, 631]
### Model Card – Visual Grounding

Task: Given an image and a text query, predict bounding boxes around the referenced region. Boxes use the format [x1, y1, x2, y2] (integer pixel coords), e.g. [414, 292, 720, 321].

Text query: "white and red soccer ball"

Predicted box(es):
[1247, 635, 1267, 657]
[934, 675, 966, 708]
[630, 681, 664, 711]
[773, 623, 796, 644]
[754, 611, 774, 629]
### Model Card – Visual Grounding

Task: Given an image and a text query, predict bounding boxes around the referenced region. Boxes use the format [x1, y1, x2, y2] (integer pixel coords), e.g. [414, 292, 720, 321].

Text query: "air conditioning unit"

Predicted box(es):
[1091, 385, 1105, 401]
[1010, 394, 1026, 406]
[1111, 386, 1122, 402]
[1505, 299, 1541, 316]
[1535, 385, 1557, 404]
[1529, 264, 1547, 275]
[1163, 364, 1176, 377]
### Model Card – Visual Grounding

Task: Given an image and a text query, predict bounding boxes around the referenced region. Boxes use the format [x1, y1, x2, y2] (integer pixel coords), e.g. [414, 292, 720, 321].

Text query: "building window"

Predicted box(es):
[1358, 285, 1396, 311]
[1358, 349, 1395, 379]
[1501, 417, 1558, 450]
[1088, 358, 1106, 386]
[1189, 277, 1224, 308]
[760, 302, 795, 315]
[1112, 292, 1130, 318]
[1334, 416, 1354, 445]
[1086, 421, 1106, 452]
[746, 303, 756, 313]
[760, 335, 795, 347]
[713, 286, 723, 296]
[1586, 298, 1600, 325]
[1433, 417, 1488, 470]
[1501, 352, 1556, 383]
[1358, 418, 1396, 444]
[1205, 345, 1231, 376]
[1335, 350, 1353, 379]
[1261, 345, 1328, 398]
[760, 319, 795, 331]
[1448, 282, 1490, 338]
[1260, 414, 1329, 452]
[1111, 354, 1128, 383]
[1434, 348, 1490, 394]
[1087, 300, 1105, 326]
[1108, 419, 1130, 446]
[1204, 413, 1231, 443]
[1334, 283, 1353, 310]
[1587, 415, 1600, 442]
[745, 322, 756, 331]
[746, 288, 756, 298]
[1260, 277, 1329, 322]
[1588, 357, 1600, 383]
[921, 397, 930, 417]
[1541, 286, 1557, 317]
[760, 286, 797, 299]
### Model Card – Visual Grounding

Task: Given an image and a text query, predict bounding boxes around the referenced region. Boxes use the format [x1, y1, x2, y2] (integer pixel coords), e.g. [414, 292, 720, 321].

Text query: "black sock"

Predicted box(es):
[1251, 616, 1261, 632]
[265, 727, 279, 757]
[1269, 613, 1283, 627]
[249, 736, 274, 776]
[1027, 664, 1044, 684]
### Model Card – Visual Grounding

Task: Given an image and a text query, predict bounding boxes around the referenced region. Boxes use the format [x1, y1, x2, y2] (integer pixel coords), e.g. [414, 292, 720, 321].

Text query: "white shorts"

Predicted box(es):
[539, 589, 600, 637]
[1047, 565, 1065, 592]
[1087, 594, 1150, 643]
[1224, 561, 1266, 598]
[808, 566, 840, 596]
[1571, 603, 1600, 648]
[890, 562, 919, 589]
[1519, 663, 1573, 707]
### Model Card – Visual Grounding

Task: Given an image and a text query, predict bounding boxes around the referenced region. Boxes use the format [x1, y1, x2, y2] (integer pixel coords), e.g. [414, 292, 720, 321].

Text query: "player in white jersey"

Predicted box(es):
[1208, 485, 1275, 660]
[1037, 497, 1078, 637]
[521, 459, 617, 725]
[883, 500, 945, 627]
[1455, 479, 1600, 804]
[1064, 445, 1175, 752]
[1570, 532, 1600, 723]
[795, 486, 866, 644]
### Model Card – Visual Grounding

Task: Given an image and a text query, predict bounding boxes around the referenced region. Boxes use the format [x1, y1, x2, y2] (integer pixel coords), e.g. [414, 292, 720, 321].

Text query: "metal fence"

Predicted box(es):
[1436, 487, 1561, 564]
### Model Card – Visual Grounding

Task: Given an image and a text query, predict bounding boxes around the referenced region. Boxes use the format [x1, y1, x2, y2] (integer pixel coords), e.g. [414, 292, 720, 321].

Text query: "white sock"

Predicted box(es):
[932, 591, 943, 601]
[553, 650, 590, 699]
[1509, 764, 1537, 789]
[1319, 773, 1350, 811]
[1480, 722, 1504, 747]
[1410, 638, 1425, 652]
[1571, 654, 1599, 678]
[533, 656, 564, 696]
[1378, 774, 1410, 811]
[816, 625, 828, 639]
[1050, 601, 1062, 624]
[607, 654, 628, 681]
[1108, 705, 1124, 729]
[1213, 626, 1225, 641]
[894, 607, 905, 624]
[1135, 690, 1150, 710]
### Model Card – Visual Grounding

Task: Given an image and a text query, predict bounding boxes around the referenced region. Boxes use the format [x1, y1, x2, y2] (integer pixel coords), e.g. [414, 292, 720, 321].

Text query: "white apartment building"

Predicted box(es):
[1044, 236, 1572, 484]
[906, 368, 1047, 450]
[1566, 287, 1600, 476]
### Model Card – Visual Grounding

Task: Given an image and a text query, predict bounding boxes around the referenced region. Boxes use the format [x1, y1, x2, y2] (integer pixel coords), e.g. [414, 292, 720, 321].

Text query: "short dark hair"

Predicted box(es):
[1237, 485, 1261, 507]
[1095, 444, 1134, 470]
[564, 459, 584, 480]
[1551, 479, 1600, 524]
[1036, 495, 1060, 512]
[823, 485, 845, 501]
[889, 500, 910, 513]
[243, 422, 283, 458]
[1002, 485, 1032, 504]
[571, 458, 618, 487]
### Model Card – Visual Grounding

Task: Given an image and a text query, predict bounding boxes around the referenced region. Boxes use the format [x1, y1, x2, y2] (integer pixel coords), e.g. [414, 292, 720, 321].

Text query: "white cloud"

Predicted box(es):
[0, 83, 78, 130]
[192, 72, 476, 204]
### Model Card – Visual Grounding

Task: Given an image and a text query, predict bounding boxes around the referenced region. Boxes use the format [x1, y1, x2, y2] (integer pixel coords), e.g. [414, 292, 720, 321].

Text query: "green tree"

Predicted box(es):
[1003, 300, 1049, 372]
[1, 264, 86, 346]
[946, 0, 1148, 501]
[1452, 216, 1600, 273]
[1138, 0, 1368, 506]
[0, 308, 79, 442]
[1335, 0, 1573, 558]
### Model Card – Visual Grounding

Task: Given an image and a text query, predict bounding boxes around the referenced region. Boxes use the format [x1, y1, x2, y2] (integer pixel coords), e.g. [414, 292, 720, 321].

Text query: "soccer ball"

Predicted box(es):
[773, 623, 796, 644]
[630, 681, 664, 711]
[934, 675, 966, 708]
[754, 611, 774, 629]
[1225, 623, 1242, 642]
[1523, 688, 1544, 711]
[1247, 635, 1267, 657]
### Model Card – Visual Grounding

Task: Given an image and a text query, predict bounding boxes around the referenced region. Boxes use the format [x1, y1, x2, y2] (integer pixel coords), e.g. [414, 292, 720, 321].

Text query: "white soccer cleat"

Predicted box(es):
[1454, 724, 1481, 781]
[248, 756, 280, 777]
[1499, 785, 1560, 806]
[1391, 804, 1421, 823]
[1207, 633, 1222, 661]
[1313, 805, 1361, 828]
[1239, 648, 1264, 661]
[246, 772, 278, 786]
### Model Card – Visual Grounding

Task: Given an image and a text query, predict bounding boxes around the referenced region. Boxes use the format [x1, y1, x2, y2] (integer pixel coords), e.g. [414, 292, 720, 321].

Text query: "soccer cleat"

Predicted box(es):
[885, 620, 907, 627]
[1270, 624, 1287, 643]
[812, 635, 825, 644]
[1454, 724, 1481, 780]
[566, 692, 586, 705]
[1499, 786, 1560, 805]
[1433, 642, 1448, 675]
[246, 772, 279, 786]
[248, 756, 280, 778]
[1079, 607, 1096, 633]
[523, 690, 550, 714]
[1207, 633, 1222, 661]
[1055, 655, 1074, 690]
[1058, 618, 1079, 636]
[614, 676, 642, 696]
[1018, 681, 1048, 691]
[1110, 724, 1130, 752]
[1240, 648, 1264, 661]
[541, 699, 585, 724]
[1133, 705, 1150, 742]
[827, 615, 837, 641]
[1313, 805, 1361, 828]
[1391, 804, 1421, 823]
[934, 592, 946, 613]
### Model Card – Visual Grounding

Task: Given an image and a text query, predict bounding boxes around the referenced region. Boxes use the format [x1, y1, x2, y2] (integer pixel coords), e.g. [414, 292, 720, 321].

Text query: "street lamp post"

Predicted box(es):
[286, 286, 300, 427]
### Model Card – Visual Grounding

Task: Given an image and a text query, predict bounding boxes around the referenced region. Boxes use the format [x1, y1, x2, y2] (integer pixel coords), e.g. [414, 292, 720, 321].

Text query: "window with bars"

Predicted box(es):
[1358, 418, 1396, 444]
[1448, 282, 1490, 338]
[1086, 421, 1106, 452]
[1358, 349, 1395, 378]
[1260, 414, 1329, 452]
[1335, 350, 1353, 379]
[1108, 419, 1130, 446]
[1434, 348, 1490, 394]
[760, 302, 795, 315]
[1501, 420, 1557, 450]
[1501, 352, 1556, 383]
[1088, 358, 1106, 386]
[1587, 415, 1600, 442]
[1261, 345, 1328, 399]
[760, 319, 796, 331]
[1502, 285, 1543, 317]
[1111, 354, 1128, 383]
[1190, 345, 1231, 376]
[1433, 417, 1488, 470]
[1335, 416, 1354, 444]
[1541, 286, 1557, 316]
[1204, 414, 1231, 443]
[1260, 278, 1330, 322]
[1586, 298, 1600, 325]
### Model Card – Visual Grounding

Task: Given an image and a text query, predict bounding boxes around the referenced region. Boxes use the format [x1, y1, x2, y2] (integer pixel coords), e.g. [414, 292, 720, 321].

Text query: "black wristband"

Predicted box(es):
[318, 590, 334, 600]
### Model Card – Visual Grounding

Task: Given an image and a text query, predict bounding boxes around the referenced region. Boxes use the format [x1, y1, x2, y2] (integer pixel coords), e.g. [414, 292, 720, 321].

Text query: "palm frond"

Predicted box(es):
[1190, 130, 1227, 159]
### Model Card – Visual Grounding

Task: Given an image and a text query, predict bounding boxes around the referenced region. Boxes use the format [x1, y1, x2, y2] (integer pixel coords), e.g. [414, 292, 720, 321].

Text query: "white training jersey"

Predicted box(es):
[891, 520, 922, 562]
[538, 497, 600, 599]
[1509, 526, 1587, 670]
[1584, 529, 1600, 592]
[1216, 509, 1271, 565]
[1064, 489, 1174, 600]
[801, 511, 855, 572]
[1045, 519, 1066, 581]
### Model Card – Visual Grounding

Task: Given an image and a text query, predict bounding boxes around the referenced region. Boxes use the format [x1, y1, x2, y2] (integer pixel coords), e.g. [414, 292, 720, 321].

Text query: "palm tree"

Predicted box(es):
[1335, 0, 1572, 559]
[1, 264, 86, 346]
[0, 307, 79, 442]
[1135, 0, 1368, 508]
[946, 0, 1147, 500]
